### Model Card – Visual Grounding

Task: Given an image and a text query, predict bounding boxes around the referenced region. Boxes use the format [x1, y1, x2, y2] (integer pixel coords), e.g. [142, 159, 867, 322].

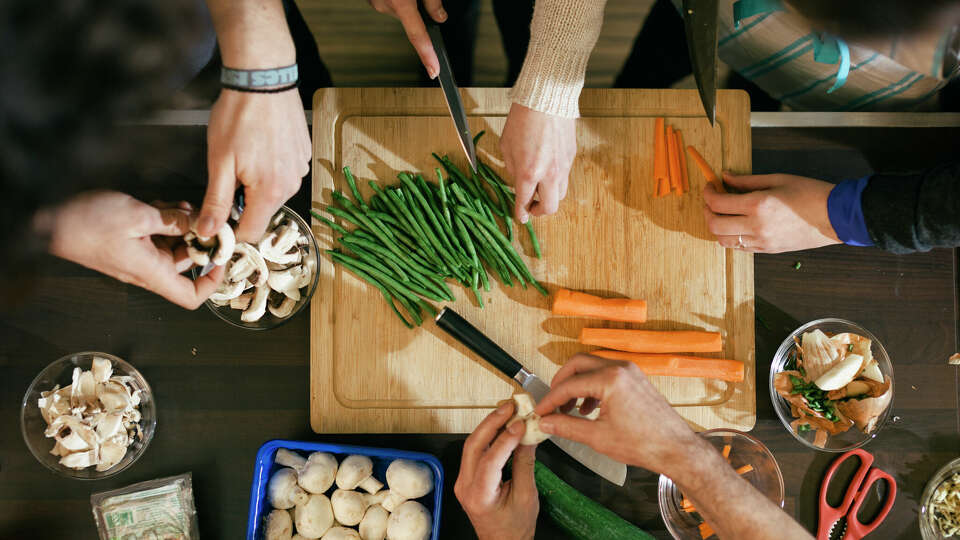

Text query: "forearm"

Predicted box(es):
[861, 161, 960, 253]
[670, 439, 812, 540]
[509, 0, 607, 118]
[205, 0, 294, 67]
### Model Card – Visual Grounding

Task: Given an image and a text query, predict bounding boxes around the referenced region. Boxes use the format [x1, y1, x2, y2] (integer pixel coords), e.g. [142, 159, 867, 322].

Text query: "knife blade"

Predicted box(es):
[435, 307, 628, 486]
[421, 11, 479, 174]
[682, 0, 718, 125]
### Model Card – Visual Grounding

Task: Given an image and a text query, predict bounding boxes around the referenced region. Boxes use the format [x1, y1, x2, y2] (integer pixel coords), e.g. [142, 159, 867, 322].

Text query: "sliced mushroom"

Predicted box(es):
[230, 242, 269, 287]
[242, 285, 270, 322]
[269, 293, 298, 319]
[259, 220, 302, 264]
[230, 292, 254, 310]
[185, 221, 236, 266]
[91, 357, 112, 383]
[210, 279, 247, 303]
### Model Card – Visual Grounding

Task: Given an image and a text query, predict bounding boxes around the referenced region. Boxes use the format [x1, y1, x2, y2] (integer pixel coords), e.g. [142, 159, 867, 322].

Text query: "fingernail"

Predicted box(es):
[497, 403, 510, 414]
[199, 215, 215, 235]
[508, 421, 524, 434]
[437, 8, 447, 20]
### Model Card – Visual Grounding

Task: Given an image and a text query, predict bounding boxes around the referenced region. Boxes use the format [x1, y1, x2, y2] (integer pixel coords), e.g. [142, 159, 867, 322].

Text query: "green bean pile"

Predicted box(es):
[312, 142, 546, 329]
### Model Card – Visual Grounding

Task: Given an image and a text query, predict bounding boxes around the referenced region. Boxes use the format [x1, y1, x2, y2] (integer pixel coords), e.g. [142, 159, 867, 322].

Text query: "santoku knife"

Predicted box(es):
[435, 307, 628, 486]
[683, 0, 719, 126]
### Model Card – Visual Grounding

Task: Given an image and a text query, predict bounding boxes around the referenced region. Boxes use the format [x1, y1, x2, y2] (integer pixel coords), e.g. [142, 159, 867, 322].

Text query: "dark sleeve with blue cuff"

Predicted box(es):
[827, 162, 960, 254]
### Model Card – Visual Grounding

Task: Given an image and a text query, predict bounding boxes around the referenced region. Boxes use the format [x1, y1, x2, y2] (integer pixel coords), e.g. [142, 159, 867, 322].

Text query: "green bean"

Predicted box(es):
[400, 174, 460, 262]
[343, 166, 368, 210]
[458, 206, 544, 293]
[330, 251, 447, 302]
[437, 170, 451, 225]
[396, 294, 423, 326]
[385, 188, 445, 268]
[335, 261, 413, 328]
[452, 213, 480, 270]
[480, 162, 543, 259]
[311, 210, 348, 235]
[342, 235, 441, 279]
[470, 269, 483, 308]
[400, 183, 463, 276]
[340, 239, 408, 282]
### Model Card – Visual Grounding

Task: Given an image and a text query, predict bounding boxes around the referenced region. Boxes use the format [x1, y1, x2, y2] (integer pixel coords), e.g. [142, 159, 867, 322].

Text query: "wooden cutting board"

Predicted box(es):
[310, 88, 754, 434]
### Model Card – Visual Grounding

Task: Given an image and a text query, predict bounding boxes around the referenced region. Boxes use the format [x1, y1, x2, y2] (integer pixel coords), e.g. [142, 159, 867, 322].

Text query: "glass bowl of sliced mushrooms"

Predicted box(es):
[192, 205, 319, 330]
[20, 351, 156, 480]
[920, 456, 960, 539]
[769, 318, 894, 452]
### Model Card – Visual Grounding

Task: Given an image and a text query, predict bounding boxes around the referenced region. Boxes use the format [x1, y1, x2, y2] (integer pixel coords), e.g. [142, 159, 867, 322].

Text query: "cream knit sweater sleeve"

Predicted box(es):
[508, 0, 608, 118]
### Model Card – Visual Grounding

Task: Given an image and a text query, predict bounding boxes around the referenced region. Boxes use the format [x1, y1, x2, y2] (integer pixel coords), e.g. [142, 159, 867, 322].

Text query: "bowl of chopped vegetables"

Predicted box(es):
[658, 429, 784, 539]
[920, 456, 960, 539]
[769, 318, 894, 452]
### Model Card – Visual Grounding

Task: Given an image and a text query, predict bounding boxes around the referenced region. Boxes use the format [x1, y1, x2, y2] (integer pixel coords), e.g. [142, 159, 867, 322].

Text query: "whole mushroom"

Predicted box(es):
[299, 452, 339, 494]
[386, 500, 431, 540]
[330, 489, 369, 527]
[275, 448, 308, 470]
[382, 460, 433, 512]
[321, 527, 361, 540]
[269, 468, 309, 510]
[266, 508, 294, 540]
[336, 455, 384, 494]
[359, 504, 390, 540]
[295, 494, 335, 539]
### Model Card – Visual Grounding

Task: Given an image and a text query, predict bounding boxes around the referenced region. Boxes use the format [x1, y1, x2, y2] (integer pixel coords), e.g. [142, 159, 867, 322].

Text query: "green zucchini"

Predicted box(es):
[535, 461, 655, 540]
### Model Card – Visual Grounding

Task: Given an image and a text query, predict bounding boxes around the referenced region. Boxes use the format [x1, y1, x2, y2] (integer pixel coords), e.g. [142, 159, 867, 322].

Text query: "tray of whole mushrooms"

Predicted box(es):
[262, 449, 437, 540]
[188, 207, 318, 326]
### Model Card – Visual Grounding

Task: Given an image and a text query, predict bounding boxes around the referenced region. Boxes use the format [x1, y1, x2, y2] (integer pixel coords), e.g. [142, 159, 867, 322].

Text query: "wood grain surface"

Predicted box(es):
[310, 88, 755, 434]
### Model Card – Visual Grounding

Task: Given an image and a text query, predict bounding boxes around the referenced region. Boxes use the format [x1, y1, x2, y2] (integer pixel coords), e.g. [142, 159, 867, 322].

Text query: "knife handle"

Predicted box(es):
[435, 308, 523, 379]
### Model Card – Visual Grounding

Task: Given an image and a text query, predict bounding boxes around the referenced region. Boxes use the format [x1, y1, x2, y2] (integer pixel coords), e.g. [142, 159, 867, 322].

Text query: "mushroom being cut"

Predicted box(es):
[385, 500, 432, 540]
[336, 455, 384, 494]
[506, 392, 550, 446]
[269, 468, 310, 510]
[295, 493, 335, 539]
[382, 460, 433, 512]
[266, 508, 294, 540]
[321, 527, 361, 540]
[299, 452, 339, 494]
[331, 489, 370, 527]
[359, 504, 390, 540]
[185, 219, 236, 267]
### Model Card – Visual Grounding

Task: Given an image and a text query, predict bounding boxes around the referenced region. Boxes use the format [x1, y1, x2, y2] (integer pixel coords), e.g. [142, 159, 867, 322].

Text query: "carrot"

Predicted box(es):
[580, 328, 723, 354]
[736, 464, 754, 475]
[657, 176, 670, 197]
[675, 129, 690, 192]
[653, 118, 668, 193]
[551, 289, 647, 323]
[699, 521, 715, 539]
[666, 125, 679, 193]
[686, 145, 725, 193]
[721, 444, 732, 460]
[590, 350, 744, 382]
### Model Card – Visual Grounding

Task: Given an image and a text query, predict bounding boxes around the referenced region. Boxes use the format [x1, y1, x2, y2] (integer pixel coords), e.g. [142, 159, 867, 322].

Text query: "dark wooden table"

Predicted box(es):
[1, 124, 957, 540]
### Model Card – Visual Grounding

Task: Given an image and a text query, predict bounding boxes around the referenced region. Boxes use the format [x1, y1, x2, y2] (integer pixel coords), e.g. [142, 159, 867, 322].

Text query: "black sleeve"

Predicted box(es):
[861, 161, 960, 253]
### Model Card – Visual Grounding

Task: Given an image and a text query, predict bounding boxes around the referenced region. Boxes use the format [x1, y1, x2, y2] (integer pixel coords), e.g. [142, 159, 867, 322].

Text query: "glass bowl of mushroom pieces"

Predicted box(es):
[193, 205, 320, 330]
[20, 351, 156, 480]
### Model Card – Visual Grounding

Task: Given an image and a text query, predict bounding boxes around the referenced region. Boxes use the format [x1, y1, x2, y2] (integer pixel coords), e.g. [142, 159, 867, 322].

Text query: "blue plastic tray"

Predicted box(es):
[246, 439, 444, 540]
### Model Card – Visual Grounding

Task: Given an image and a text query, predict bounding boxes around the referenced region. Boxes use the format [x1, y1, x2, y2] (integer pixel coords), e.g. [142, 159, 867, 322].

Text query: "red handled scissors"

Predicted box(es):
[816, 448, 896, 540]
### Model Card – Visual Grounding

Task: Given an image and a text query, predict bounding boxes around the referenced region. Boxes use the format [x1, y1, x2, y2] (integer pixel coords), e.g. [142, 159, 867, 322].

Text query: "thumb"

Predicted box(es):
[510, 443, 538, 499]
[721, 172, 782, 192]
[538, 413, 601, 445]
[200, 151, 237, 237]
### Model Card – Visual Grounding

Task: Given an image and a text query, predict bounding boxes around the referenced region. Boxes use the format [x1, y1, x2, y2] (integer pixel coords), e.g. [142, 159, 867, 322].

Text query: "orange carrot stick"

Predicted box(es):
[580, 328, 723, 354]
[654, 118, 667, 192]
[552, 289, 648, 323]
[721, 444, 732, 460]
[686, 145, 725, 192]
[666, 125, 680, 192]
[736, 464, 754, 475]
[699, 521, 715, 539]
[590, 350, 744, 382]
[676, 129, 690, 193]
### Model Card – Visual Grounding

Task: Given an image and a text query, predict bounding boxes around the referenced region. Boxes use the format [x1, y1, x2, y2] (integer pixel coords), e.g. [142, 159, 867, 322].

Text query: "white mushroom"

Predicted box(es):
[229, 242, 269, 287]
[275, 448, 308, 470]
[507, 393, 550, 446]
[266, 508, 294, 540]
[230, 292, 254, 310]
[96, 434, 129, 471]
[385, 501, 431, 540]
[331, 489, 369, 527]
[210, 279, 247, 303]
[382, 460, 433, 512]
[260, 220, 302, 265]
[321, 527, 361, 540]
[365, 490, 390, 507]
[336, 455, 384, 494]
[60, 449, 99, 469]
[268, 266, 309, 301]
[269, 295, 298, 319]
[299, 452, 339, 494]
[269, 468, 310, 509]
[359, 504, 390, 540]
[242, 285, 270, 322]
[185, 221, 236, 266]
[295, 493, 335, 539]
[91, 357, 112, 383]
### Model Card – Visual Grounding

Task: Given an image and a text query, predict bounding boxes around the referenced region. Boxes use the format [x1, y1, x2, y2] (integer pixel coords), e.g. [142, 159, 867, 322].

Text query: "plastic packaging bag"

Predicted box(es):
[91, 473, 200, 540]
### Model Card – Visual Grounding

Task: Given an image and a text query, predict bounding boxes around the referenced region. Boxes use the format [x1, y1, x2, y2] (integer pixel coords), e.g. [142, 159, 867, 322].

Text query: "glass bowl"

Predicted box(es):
[658, 429, 784, 539]
[195, 205, 320, 330]
[769, 318, 895, 452]
[20, 352, 156, 480]
[920, 456, 960, 539]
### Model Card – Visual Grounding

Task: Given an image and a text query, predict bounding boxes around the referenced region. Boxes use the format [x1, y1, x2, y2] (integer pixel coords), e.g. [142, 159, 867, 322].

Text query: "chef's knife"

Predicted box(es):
[682, 0, 718, 126]
[199, 189, 244, 277]
[420, 7, 479, 174]
[435, 307, 628, 486]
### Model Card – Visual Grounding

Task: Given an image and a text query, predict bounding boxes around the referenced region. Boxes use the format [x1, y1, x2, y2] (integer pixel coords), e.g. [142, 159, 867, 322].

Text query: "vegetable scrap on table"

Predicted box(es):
[773, 329, 892, 448]
[314, 132, 546, 328]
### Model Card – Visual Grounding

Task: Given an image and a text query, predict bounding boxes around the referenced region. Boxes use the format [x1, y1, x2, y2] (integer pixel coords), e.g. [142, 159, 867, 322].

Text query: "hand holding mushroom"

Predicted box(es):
[454, 402, 539, 540]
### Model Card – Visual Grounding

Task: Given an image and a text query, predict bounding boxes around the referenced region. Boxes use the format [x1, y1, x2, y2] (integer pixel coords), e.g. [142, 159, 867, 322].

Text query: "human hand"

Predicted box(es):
[47, 191, 224, 309]
[455, 402, 539, 540]
[703, 173, 841, 253]
[201, 89, 310, 243]
[368, 0, 447, 78]
[500, 103, 577, 223]
[533, 354, 703, 481]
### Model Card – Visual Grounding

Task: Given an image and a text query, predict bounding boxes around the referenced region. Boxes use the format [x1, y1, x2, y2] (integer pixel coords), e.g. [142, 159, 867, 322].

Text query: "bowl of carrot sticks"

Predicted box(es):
[657, 429, 784, 540]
